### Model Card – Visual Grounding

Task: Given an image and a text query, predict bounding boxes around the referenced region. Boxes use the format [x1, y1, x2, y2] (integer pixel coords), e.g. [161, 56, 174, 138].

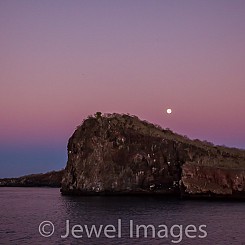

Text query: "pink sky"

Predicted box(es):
[0, 0, 245, 177]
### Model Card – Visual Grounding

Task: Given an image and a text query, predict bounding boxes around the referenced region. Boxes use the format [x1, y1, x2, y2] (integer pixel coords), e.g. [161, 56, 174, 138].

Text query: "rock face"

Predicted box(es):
[61, 113, 245, 199]
[0, 170, 64, 187]
[182, 163, 245, 198]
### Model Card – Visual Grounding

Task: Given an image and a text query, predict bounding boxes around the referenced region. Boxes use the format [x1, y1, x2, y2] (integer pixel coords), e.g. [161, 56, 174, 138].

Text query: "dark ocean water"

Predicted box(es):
[0, 187, 245, 245]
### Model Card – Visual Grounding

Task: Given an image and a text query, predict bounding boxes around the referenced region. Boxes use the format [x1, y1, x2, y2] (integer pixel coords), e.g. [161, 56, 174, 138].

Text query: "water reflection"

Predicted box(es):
[0, 188, 245, 245]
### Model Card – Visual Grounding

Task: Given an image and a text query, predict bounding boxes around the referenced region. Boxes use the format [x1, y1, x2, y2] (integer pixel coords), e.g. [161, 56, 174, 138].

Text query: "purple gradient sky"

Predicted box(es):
[1, 0, 245, 177]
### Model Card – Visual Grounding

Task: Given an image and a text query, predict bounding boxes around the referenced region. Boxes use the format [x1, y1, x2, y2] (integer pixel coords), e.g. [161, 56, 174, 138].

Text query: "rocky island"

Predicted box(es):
[61, 113, 245, 200]
[0, 170, 64, 187]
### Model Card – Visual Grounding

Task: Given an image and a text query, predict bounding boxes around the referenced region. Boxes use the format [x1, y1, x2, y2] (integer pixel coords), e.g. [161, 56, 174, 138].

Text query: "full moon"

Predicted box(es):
[167, 108, 172, 114]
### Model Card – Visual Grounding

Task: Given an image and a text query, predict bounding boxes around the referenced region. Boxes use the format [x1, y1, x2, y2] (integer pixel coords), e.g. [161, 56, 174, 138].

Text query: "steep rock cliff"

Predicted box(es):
[61, 113, 245, 199]
[181, 163, 245, 198]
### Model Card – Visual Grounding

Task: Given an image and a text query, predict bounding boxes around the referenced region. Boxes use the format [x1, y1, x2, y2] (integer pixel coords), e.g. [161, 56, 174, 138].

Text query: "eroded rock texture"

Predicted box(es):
[182, 163, 245, 198]
[61, 113, 245, 199]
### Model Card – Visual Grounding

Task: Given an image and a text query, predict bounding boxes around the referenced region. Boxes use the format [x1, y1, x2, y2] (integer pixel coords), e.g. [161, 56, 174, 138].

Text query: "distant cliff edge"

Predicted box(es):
[0, 170, 64, 187]
[61, 113, 245, 200]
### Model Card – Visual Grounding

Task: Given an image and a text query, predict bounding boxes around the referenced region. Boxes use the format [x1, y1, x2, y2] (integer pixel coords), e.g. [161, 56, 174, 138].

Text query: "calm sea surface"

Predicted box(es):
[0, 187, 244, 245]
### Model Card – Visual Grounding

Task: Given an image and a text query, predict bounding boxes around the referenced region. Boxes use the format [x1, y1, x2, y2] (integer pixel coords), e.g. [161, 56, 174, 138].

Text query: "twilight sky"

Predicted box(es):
[1, 0, 245, 177]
